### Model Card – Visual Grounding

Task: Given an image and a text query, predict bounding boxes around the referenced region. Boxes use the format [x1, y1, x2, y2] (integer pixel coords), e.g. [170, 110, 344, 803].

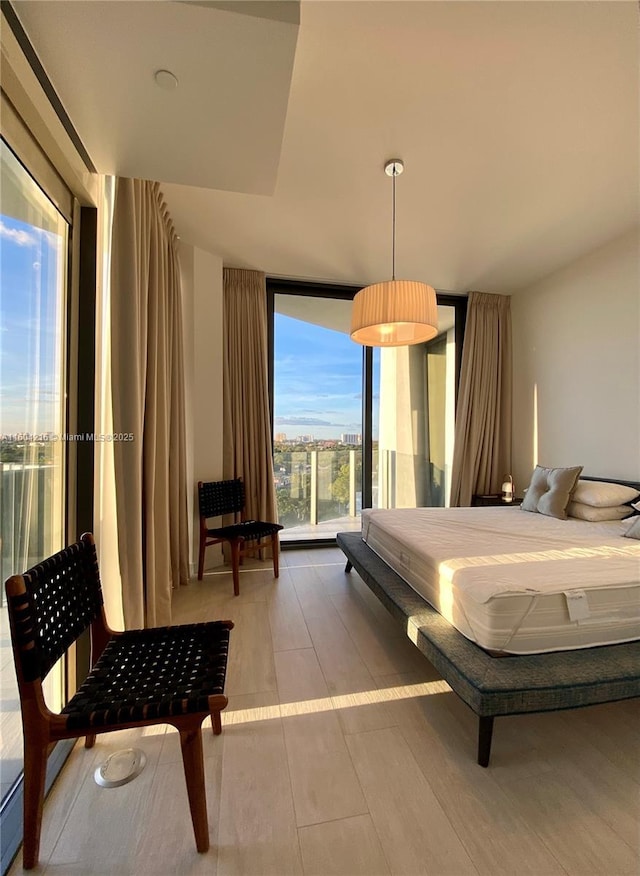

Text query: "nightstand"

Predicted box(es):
[471, 494, 523, 507]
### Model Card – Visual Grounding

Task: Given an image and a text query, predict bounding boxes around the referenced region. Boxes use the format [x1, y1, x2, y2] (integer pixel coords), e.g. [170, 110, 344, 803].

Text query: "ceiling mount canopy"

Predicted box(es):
[350, 159, 438, 347]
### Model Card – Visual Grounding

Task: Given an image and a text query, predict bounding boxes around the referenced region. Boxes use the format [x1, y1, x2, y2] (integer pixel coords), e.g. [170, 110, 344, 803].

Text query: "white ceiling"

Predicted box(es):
[12, 0, 639, 295]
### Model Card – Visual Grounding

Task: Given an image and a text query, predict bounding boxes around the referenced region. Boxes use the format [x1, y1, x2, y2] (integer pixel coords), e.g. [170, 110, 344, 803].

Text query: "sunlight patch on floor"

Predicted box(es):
[223, 680, 450, 726]
[282, 561, 345, 570]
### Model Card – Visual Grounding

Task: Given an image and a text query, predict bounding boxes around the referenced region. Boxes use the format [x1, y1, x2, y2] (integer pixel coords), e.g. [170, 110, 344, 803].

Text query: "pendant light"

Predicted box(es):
[350, 159, 438, 347]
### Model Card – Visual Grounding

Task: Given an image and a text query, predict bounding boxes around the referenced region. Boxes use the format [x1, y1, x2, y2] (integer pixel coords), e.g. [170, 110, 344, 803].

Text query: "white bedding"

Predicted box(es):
[361, 506, 640, 654]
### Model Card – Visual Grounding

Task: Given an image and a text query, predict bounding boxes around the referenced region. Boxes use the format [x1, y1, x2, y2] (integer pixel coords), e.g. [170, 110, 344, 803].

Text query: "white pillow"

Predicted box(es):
[623, 516, 640, 539]
[571, 480, 640, 508]
[567, 502, 632, 522]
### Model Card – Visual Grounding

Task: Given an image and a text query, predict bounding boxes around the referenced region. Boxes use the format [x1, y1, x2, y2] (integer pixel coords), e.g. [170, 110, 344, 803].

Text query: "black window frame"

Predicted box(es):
[267, 278, 467, 546]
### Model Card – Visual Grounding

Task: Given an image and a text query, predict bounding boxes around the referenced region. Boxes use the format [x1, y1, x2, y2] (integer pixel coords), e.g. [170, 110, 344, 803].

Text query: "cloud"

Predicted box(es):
[0, 220, 38, 247]
[298, 408, 340, 415]
[275, 416, 334, 427]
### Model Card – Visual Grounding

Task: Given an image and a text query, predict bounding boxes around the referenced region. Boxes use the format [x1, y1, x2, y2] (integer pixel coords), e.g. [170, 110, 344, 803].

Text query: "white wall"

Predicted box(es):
[180, 243, 225, 572]
[511, 228, 639, 492]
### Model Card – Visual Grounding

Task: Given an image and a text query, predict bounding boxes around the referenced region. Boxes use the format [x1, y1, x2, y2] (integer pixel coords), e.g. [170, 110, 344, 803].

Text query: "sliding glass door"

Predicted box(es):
[272, 290, 362, 541]
[269, 281, 466, 543]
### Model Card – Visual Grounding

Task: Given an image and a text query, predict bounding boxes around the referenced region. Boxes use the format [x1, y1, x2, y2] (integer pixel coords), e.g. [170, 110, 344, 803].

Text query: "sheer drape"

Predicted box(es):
[110, 178, 189, 628]
[450, 291, 512, 506]
[222, 268, 277, 524]
[94, 175, 125, 630]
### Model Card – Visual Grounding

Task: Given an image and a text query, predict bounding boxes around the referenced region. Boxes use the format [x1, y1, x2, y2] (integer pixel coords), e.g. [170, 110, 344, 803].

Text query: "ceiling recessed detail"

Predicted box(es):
[181, 1, 300, 25]
[154, 69, 179, 91]
[13, 0, 299, 194]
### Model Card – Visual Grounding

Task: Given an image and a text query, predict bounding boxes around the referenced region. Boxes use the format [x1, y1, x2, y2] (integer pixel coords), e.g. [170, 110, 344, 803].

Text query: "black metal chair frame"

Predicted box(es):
[5, 533, 233, 869]
[197, 478, 283, 595]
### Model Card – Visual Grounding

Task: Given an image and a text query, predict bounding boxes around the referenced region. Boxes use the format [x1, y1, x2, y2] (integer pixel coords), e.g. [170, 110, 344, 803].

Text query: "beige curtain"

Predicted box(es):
[110, 178, 189, 628]
[450, 291, 512, 507]
[222, 268, 278, 523]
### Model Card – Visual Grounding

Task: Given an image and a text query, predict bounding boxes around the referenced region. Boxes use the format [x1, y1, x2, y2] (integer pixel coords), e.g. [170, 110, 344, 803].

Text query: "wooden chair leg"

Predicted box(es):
[198, 532, 206, 580]
[179, 726, 209, 853]
[230, 540, 241, 596]
[272, 533, 280, 579]
[85, 733, 96, 749]
[22, 741, 49, 870]
[211, 709, 222, 736]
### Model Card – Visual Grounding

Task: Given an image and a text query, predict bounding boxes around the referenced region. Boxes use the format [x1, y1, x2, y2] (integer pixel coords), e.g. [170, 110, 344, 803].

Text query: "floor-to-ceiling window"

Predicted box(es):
[268, 281, 466, 544]
[0, 129, 82, 872]
[0, 136, 69, 787]
[270, 285, 363, 543]
[0, 8, 99, 866]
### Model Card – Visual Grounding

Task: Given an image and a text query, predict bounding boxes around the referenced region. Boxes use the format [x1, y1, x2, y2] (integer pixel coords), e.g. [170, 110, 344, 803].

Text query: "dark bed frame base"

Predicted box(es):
[338, 532, 640, 767]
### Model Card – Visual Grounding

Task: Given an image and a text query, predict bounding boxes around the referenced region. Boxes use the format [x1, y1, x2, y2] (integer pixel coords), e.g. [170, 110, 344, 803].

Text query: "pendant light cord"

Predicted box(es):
[391, 167, 396, 281]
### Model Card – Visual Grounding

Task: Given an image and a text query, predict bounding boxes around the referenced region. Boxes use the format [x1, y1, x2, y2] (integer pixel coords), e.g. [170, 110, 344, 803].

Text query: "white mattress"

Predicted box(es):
[361, 507, 640, 654]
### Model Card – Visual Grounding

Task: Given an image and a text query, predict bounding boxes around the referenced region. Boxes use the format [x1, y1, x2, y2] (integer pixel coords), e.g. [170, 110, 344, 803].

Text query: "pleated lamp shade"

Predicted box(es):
[350, 279, 438, 347]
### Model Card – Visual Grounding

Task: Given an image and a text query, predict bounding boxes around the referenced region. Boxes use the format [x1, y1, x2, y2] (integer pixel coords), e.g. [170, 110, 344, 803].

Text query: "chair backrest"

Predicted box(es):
[5, 533, 104, 684]
[198, 479, 245, 519]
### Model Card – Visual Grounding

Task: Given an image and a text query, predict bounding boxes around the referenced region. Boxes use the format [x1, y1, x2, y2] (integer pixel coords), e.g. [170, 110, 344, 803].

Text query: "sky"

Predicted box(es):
[1, 138, 70, 438]
[274, 312, 375, 441]
[0, 213, 65, 437]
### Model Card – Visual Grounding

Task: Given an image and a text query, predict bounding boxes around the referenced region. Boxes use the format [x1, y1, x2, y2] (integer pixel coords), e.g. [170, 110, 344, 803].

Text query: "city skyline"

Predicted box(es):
[274, 432, 362, 445]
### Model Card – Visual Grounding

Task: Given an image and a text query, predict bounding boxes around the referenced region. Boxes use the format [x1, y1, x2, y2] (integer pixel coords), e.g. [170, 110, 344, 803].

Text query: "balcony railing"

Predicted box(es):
[274, 448, 362, 538]
[274, 446, 448, 540]
[0, 463, 60, 601]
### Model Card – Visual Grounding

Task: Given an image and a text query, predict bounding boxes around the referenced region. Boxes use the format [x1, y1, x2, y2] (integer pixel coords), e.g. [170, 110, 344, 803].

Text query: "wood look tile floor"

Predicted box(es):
[9, 548, 640, 875]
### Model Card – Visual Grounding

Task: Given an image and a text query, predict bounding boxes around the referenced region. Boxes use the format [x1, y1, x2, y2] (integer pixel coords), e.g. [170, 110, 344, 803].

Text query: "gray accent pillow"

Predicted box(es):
[623, 516, 640, 539]
[521, 465, 583, 519]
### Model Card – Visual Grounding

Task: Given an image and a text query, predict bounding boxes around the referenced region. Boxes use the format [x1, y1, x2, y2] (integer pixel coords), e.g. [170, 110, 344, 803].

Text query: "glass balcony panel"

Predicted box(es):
[273, 293, 362, 542]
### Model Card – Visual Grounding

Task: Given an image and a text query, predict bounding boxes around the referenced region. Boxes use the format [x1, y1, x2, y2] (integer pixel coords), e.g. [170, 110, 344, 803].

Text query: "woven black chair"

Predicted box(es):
[198, 479, 283, 595]
[5, 533, 233, 870]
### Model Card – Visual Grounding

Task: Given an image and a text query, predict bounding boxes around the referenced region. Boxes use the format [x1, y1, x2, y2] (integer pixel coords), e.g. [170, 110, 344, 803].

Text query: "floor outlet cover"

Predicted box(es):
[94, 748, 147, 788]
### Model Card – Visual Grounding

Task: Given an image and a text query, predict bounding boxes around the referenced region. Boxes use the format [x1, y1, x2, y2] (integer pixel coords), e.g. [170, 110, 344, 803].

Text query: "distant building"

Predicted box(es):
[274, 432, 287, 442]
[341, 433, 362, 445]
[295, 435, 314, 444]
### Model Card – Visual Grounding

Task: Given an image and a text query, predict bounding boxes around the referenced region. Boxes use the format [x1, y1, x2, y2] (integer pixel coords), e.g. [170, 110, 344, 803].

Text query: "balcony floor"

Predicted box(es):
[280, 513, 361, 543]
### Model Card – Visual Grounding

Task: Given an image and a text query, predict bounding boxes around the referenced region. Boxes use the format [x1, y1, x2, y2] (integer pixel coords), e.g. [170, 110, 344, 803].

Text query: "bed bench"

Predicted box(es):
[336, 530, 640, 767]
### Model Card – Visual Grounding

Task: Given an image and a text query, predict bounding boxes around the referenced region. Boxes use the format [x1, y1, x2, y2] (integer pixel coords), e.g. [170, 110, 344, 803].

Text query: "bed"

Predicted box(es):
[336, 475, 640, 765]
[361, 506, 640, 655]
